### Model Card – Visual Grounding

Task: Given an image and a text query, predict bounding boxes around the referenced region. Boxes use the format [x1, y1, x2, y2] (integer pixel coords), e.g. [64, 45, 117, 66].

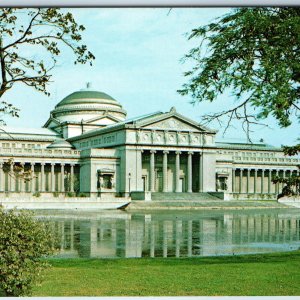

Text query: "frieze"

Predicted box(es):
[137, 129, 211, 147]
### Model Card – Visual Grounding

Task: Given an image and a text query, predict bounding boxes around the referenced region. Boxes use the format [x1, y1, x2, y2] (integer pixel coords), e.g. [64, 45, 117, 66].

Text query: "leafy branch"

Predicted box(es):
[179, 8, 300, 147]
[0, 8, 95, 120]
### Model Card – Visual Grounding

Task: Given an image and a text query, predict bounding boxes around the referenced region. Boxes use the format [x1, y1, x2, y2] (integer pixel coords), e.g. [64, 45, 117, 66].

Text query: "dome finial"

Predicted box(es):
[86, 82, 92, 89]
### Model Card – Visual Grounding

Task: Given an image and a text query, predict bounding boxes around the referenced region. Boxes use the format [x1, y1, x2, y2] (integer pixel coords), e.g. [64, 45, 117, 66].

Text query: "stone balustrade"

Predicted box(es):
[0, 147, 80, 158]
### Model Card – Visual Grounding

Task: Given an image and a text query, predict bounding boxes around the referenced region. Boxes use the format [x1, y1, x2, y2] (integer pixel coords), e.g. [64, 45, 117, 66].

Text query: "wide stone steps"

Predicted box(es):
[127, 200, 289, 210]
[151, 192, 220, 201]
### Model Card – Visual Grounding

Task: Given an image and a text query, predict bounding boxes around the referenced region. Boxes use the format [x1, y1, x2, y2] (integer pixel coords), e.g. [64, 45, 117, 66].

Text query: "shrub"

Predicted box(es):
[33, 191, 41, 197]
[0, 208, 56, 296]
[53, 192, 60, 197]
[78, 193, 87, 197]
[66, 192, 75, 197]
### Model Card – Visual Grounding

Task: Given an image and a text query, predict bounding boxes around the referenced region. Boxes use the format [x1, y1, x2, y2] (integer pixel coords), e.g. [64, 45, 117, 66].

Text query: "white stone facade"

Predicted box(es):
[0, 87, 299, 201]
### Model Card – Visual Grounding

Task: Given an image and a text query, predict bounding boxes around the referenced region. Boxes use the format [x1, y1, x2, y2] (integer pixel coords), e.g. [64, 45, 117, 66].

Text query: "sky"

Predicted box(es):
[1, 8, 299, 147]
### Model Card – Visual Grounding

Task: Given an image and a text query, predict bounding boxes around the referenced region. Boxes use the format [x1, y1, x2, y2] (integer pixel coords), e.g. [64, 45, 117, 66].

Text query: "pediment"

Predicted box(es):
[43, 117, 61, 130]
[142, 116, 204, 132]
[85, 115, 121, 126]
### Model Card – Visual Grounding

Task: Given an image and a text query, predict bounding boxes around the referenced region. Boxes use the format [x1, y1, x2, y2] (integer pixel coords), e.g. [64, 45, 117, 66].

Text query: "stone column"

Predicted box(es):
[162, 151, 168, 192]
[40, 163, 45, 192]
[0, 162, 3, 192]
[175, 151, 181, 193]
[261, 169, 265, 194]
[10, 162, 15, 192]
[20, 162, 25, 192]
[30, 163, 35, 193]
[149, 150, 156, 192]
[232, 168, 236, 193]
[70, 164, 75, 193]
[275, 169, 279, 194]
[51, 163, 55, 192]
[61, 163, 65, 193]
[254, 169, 258, 194]
[187, 152, 193, 193]
[198, 152, 203, 192]
[239, 169, 243, 193]
[282, 169, 286, 192]
[268, 169, 272, 194]
[247, 169, 250, 193]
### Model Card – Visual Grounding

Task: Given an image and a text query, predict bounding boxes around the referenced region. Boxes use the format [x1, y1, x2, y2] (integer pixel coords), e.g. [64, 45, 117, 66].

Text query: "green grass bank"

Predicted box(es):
[33, 250, 300, 296]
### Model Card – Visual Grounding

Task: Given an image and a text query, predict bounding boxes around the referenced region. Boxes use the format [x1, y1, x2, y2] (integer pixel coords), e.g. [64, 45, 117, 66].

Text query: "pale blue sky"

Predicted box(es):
[2, 8, 299, 146]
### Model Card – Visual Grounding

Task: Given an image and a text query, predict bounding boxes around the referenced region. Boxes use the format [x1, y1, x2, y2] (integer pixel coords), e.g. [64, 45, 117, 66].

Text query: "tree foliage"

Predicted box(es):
[0, 8, 95, 124]
[178, 8, 300, 147]
[2, 158, 36, 184]
[272, 175, 300, 197]
[0, 208, 57, 296]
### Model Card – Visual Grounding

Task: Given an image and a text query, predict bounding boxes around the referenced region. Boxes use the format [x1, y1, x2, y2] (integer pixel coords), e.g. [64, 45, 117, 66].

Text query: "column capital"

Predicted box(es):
[40, 162, 46, 166]
[163, 150, 169, 154]
[188, 151, 194, 155]
[30, 162, 35, 166]
[51, 162, 56, 166]
[175, 151, 181, 155]
[61, 163, 65, 167]
[150, 150, 156, 154]
[70, 163, 76, 167]
[254, 168, 258, 173]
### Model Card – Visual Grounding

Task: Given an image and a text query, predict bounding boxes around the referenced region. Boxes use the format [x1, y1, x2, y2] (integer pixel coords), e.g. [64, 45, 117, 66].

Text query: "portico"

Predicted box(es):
[141, 150, 199, 193]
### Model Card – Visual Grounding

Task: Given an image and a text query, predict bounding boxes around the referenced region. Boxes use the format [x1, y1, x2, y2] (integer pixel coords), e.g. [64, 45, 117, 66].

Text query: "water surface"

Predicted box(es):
[36, 209, 300, 258]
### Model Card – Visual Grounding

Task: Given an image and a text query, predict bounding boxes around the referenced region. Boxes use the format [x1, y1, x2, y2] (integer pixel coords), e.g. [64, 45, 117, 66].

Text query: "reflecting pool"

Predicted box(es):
[35, 209, 300, 258]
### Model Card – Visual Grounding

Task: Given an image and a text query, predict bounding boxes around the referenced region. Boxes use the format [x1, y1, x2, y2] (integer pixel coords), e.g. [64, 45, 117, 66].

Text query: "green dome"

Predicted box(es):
[50, 86, 127, 123]
[56, 90, 117, 108]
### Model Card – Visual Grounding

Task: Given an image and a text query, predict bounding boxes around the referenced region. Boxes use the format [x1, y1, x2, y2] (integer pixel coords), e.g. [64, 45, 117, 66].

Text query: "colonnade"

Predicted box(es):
[148, 150, 198, 193]
[232, 168, 299, 194]
[0, 161, 77, 193]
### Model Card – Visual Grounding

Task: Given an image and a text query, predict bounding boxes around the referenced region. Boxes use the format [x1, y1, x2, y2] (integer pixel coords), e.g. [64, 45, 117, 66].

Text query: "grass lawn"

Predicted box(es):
[32, 251, 300, 296]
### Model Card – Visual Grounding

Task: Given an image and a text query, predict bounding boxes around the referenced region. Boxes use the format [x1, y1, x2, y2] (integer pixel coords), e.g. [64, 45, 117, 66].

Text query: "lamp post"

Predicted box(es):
[128, 172, 131, 195]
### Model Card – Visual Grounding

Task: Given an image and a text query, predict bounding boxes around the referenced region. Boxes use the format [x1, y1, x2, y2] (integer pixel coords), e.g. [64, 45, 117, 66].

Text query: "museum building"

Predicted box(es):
[0, 85, 299, 201]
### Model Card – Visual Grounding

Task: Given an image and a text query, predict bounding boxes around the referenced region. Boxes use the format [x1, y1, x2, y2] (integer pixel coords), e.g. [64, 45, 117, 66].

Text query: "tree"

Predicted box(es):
[273, 174, 300, 198]
[178, 8, 300, 153]
[0, 8, 95, 124]
[0, 208, 57, 296]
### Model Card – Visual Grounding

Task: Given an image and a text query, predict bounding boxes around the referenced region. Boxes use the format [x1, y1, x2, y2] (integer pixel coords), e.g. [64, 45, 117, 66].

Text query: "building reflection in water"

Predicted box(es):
[37, 210, 300, 259]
